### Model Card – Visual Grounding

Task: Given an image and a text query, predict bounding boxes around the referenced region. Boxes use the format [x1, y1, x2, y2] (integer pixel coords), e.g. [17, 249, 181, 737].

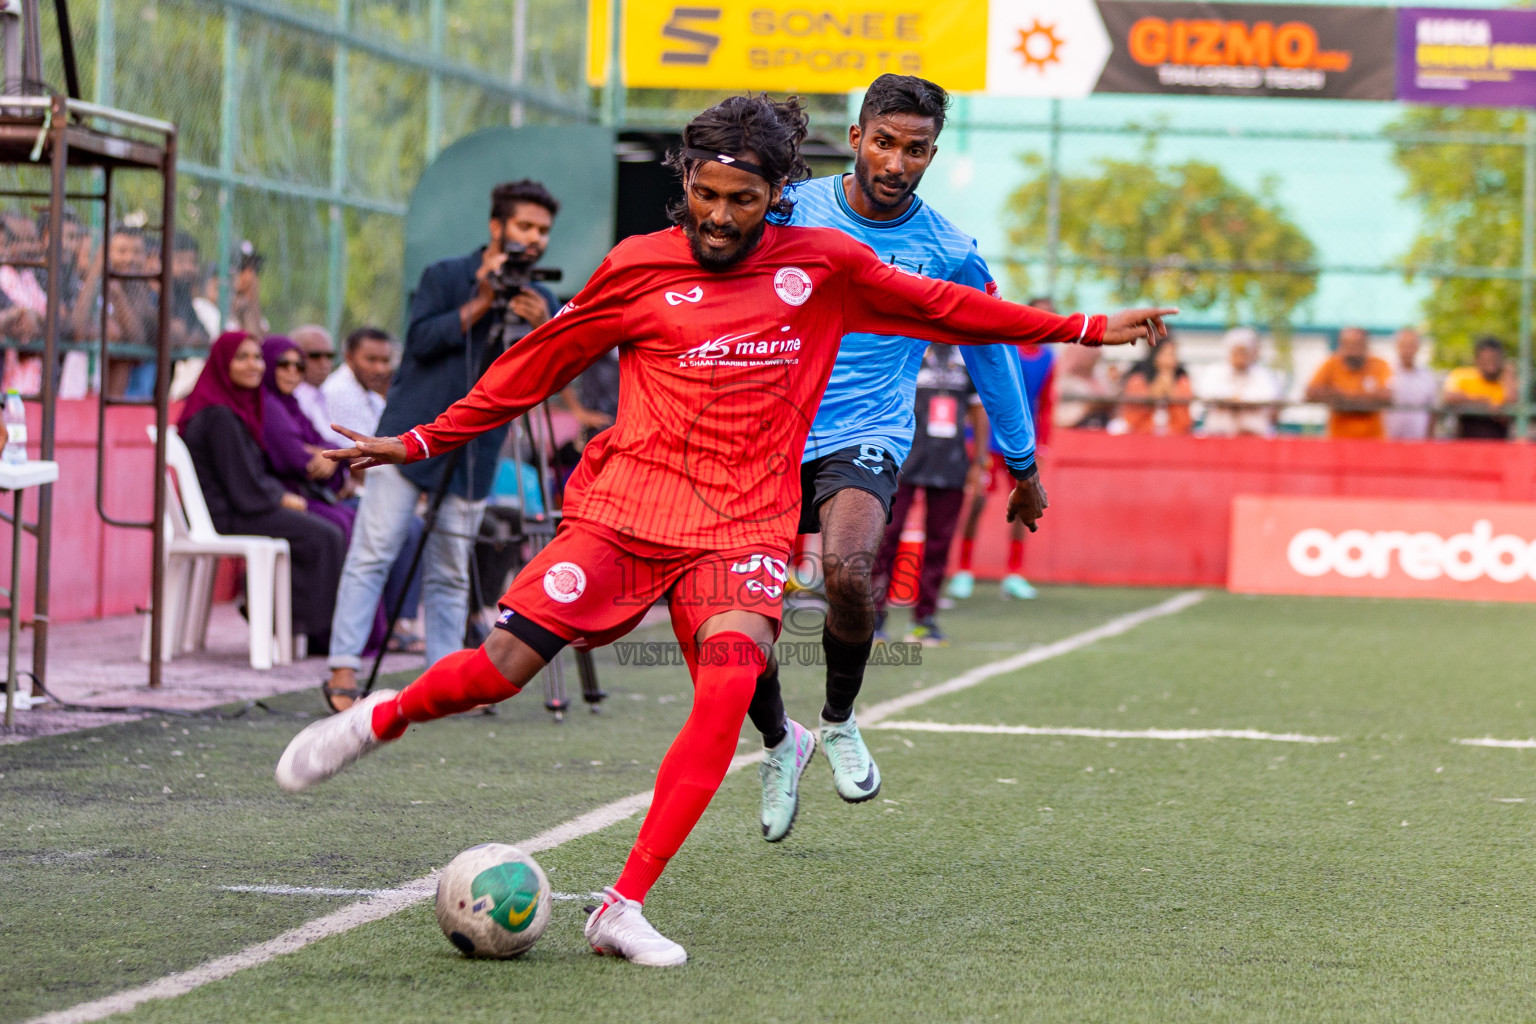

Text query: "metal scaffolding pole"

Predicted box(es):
[30, 92, 66, 694]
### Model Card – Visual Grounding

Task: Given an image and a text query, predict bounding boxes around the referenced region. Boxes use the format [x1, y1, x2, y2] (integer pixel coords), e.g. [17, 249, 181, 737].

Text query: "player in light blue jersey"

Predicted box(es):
[748, 74, 1051, 842]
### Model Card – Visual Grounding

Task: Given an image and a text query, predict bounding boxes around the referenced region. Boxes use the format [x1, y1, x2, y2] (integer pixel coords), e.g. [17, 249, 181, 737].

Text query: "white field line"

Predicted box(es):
[871, 721, 1338, 744]
[27, 589, 1203, 1024]
[1454, 737, 1536, 749]
[859, 590, 1207, 726]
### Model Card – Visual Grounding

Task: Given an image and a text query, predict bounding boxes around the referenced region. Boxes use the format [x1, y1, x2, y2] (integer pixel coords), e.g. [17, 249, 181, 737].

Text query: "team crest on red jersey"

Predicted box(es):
[773, 267, 812, 306]
[543, 561, 587, 603]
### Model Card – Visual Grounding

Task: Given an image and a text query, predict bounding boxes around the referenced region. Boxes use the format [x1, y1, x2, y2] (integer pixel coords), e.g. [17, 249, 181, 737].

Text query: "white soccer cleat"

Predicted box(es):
[584, 887, 688, 967]
[275, 689, 399, 793]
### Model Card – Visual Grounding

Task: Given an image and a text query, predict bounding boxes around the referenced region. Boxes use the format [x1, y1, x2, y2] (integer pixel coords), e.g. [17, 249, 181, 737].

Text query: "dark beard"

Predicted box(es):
[683, 216, 766, 271]
[855, 164, 920, 212]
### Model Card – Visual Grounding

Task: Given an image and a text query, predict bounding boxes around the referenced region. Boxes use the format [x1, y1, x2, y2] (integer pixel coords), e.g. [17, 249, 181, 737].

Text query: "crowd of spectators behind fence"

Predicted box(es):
[1064, 324, 1527, 442]
[0, 208, 272, 401]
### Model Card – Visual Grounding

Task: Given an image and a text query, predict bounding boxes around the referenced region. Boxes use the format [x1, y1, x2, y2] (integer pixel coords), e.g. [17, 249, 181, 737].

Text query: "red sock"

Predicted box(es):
[371, 647, 521, 741]
[1008, 539, 1025, 573]
[612, 632, 763, 902]
[959, 537, 975, 571]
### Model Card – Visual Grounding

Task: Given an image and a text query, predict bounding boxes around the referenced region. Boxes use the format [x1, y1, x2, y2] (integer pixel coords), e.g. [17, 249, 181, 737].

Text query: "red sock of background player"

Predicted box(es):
[959, 537, 975, 572]
[1007, 539, 1025, 574]
[371, 647, 521, 741]
[610, 632, 762, 904]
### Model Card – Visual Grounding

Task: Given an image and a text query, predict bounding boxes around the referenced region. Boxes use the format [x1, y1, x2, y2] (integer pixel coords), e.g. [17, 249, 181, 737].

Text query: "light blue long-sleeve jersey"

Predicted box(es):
[776, 174, 1036, 476]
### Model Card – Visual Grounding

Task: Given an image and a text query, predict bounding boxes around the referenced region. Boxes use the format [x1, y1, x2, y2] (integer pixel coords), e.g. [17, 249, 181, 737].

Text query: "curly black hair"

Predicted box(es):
[665, 94, 811, 224]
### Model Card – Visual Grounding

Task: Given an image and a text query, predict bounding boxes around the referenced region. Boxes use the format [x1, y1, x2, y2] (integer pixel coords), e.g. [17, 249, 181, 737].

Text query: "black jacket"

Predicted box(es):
[181, 405, 286, 531]
[378, 248, 558, 499]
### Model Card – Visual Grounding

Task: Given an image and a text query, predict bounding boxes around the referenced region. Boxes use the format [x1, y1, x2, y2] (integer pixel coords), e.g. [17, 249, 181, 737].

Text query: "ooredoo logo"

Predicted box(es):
[1286, 520, 1536, 584]
[774, 267, 812, 306]
[543, 561, 587, 603]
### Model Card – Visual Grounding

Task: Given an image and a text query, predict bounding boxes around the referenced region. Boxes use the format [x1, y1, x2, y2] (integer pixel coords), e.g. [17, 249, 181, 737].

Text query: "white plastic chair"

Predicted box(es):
[140, 425, 293, 669]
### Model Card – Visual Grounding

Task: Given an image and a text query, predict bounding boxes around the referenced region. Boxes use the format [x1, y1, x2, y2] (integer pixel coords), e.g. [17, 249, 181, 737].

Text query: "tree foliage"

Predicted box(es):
[1388, 106, 1528, 366]
[1004, 145, 1318, 340]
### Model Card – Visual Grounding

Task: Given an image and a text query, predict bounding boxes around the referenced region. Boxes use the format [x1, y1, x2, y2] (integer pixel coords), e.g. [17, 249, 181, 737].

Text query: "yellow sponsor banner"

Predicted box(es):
[587, 0, 611, 88]
[616, 0, 988, 93]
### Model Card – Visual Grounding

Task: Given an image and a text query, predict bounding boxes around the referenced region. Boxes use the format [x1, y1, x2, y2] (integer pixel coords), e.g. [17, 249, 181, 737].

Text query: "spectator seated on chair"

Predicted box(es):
[177, 331, 346, 654]
[322, 326, 394, 444]
[260, 335, 356, 542]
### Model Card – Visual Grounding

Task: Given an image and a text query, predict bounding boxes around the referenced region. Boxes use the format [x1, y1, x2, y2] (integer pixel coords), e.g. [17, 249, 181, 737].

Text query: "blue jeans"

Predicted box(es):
[328, 464, 486, 671]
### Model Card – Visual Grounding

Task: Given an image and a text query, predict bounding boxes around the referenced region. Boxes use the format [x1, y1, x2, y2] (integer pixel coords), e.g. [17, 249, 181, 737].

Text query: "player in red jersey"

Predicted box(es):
[274, 94, 1173, 967]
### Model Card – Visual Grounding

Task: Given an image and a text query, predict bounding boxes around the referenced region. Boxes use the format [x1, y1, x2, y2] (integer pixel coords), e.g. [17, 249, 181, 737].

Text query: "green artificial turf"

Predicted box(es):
[5, 589, 1535, 1023]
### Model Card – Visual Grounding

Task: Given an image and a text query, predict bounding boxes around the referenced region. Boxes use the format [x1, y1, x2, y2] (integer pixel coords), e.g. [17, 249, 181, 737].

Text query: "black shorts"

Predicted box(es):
[796, 443, 902, 535]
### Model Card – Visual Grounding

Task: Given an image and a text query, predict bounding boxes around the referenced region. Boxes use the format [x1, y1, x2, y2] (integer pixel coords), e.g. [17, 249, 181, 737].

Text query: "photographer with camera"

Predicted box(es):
[319, 179, 561, 712]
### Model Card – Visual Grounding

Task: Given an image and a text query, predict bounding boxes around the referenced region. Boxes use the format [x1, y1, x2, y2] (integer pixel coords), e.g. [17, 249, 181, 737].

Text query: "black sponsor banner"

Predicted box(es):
[1094, 1, 1397, 100]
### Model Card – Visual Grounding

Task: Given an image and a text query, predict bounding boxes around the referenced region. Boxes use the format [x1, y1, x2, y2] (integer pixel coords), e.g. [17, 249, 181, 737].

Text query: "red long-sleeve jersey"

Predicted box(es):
[401, 224, 1104, 550]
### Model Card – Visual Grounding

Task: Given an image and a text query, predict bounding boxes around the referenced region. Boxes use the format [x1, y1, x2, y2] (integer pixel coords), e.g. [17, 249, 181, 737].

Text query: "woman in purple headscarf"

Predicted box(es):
[178, 331, 346, 654]
[259, 335, 356, 541]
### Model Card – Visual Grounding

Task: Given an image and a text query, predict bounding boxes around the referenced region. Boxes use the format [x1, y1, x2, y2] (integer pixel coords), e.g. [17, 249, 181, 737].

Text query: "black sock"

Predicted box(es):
[747, 662, 788, 748]
[821, 624, 872, 723]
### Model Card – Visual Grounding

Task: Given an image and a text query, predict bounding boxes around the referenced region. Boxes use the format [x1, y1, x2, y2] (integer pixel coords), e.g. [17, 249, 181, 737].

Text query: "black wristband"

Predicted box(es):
[1008, 462, 1040, 484]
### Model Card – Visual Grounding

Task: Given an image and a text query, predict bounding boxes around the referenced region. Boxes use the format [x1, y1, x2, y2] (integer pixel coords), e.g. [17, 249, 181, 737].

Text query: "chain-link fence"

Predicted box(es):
[17, 0, 589, 347]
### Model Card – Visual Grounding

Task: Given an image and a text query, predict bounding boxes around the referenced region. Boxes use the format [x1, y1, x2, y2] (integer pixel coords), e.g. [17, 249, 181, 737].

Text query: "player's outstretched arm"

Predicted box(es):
[838, 239, 1177, 348]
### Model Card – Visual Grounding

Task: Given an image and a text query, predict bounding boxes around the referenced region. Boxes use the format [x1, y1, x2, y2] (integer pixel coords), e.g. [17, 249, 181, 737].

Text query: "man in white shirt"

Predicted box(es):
[321, 326, 393, 442]
[290, 325, 339, 444]
[1197, 327, 1283, 437]
[1383, 327, 1438, 441]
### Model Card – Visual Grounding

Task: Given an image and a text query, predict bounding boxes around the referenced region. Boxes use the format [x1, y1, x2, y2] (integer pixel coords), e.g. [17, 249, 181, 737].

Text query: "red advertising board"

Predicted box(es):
[1228, 494, 1536, 603]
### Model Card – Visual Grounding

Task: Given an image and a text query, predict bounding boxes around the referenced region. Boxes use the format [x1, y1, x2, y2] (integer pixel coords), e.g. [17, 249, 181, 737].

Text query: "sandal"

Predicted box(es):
[321, 681, 362, 714]
[386, 631, 426, 654]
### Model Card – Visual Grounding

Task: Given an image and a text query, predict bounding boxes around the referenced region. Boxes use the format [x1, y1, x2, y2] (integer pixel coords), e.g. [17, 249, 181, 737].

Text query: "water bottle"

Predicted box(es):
[2, 389, 26, 465]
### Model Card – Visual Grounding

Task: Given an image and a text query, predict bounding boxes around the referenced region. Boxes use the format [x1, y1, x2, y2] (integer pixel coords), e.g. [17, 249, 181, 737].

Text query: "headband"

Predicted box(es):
[683, 148, 772, 182]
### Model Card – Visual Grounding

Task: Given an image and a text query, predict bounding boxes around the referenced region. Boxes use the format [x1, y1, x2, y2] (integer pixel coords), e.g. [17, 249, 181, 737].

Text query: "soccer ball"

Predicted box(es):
[434, 843, 552, 958]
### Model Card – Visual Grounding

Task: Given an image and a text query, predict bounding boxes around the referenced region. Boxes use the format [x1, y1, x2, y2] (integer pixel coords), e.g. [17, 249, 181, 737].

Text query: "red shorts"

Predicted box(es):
[500, 519, 790, 648]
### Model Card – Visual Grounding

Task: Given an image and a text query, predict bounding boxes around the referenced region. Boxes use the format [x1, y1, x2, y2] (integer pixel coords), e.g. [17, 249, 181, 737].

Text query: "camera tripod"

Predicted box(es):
[360, 296, 605, 721]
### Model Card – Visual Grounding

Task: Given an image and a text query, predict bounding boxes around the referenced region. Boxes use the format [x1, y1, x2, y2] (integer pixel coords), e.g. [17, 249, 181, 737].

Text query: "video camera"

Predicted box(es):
[487, 240, 562, 301]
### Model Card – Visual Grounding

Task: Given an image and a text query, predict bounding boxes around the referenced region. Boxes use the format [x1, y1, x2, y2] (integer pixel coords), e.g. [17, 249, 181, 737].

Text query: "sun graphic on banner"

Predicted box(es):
[1014, 19, 1064, 73]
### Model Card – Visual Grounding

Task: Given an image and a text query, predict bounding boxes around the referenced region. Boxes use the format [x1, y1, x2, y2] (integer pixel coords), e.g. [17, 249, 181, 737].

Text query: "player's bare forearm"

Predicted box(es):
[1005, 473, 1048, 532]
[324, 425, 409, 471]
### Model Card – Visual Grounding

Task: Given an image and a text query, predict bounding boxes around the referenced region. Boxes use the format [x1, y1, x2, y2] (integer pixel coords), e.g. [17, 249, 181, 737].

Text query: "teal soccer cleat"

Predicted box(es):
[944, 571, 975, 600]
[820, 711, 882, 803]
[1000, 573, 1038, 600]
[759, 719, 817, 842]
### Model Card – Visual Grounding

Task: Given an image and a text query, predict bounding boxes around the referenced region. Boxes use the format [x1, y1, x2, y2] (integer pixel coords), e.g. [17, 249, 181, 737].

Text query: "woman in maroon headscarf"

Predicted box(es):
[259, 335, 356, 541]
[178, 331, 346, 654]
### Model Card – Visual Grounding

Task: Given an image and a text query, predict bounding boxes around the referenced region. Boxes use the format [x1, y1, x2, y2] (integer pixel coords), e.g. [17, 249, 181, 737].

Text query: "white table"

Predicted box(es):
[0, 460, 58, 726]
